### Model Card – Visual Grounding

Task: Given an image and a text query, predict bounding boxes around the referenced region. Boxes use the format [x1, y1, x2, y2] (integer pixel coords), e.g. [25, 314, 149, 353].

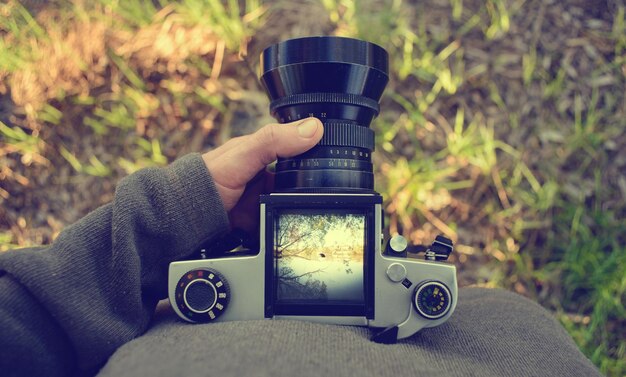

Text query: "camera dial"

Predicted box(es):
[413, 281, 452, 320]
[174, 269, 230, 322]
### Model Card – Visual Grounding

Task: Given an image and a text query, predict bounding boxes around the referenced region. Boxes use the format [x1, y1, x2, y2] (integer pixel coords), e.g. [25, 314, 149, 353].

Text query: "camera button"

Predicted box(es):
[386, 263, 407, 283]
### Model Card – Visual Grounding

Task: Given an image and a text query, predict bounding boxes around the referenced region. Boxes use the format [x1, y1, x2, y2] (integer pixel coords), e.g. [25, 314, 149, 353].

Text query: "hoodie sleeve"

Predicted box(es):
[0, 153, 230, 376]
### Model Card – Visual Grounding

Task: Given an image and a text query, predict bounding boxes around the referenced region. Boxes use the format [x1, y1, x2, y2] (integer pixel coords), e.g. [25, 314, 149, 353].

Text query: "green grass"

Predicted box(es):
[0, 0, 624, 375]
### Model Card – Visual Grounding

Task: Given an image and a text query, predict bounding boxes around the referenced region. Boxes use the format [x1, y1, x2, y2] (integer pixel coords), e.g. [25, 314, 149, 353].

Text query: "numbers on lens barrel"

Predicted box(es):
[276, 156, 371, 172]
[297, 160, 321, 168]
[280, 111, 328, 122]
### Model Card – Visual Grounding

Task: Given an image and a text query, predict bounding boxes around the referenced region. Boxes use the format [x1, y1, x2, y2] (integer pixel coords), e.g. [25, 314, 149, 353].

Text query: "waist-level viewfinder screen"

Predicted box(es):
[274, 211, 365, 304]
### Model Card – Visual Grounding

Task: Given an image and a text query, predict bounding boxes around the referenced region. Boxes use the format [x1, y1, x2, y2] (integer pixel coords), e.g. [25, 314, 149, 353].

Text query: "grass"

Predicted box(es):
[1, 0, 624, 375]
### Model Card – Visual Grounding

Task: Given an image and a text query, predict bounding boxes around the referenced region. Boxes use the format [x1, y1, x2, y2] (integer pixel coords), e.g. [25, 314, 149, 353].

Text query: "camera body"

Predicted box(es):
[168, 193, 457, 343]
[168, 36, 458, 343]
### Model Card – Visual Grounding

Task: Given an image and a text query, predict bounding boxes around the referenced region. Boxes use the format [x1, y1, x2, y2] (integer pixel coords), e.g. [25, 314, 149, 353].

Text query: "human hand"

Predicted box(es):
[202, 117, 323, 230]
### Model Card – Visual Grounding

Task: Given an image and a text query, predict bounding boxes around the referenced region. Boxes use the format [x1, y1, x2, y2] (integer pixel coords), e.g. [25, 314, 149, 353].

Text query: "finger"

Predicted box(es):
[249, 117, 323, 168]
[208, 117, 323, 189]
[202, 117, 322, 167]
[208, 117, 323, 161]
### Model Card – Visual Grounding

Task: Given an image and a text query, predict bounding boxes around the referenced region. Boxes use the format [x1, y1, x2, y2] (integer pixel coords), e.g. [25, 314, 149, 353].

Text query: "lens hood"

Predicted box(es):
[260, 36, 389, 102]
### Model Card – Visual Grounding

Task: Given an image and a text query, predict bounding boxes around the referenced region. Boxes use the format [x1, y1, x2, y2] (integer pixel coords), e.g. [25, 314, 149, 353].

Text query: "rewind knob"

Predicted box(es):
[174, 268, 230, 323]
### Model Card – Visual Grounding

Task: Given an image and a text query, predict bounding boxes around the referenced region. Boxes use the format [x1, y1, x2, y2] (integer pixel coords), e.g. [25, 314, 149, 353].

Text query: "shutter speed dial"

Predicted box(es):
[413, 281, 452, 320]
[175, 268, 230, 322]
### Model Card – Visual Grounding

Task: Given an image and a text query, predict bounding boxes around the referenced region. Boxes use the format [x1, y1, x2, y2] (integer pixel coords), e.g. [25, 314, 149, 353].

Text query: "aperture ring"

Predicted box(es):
[269, 92, 380, 114]
[318, 122, 375, 150]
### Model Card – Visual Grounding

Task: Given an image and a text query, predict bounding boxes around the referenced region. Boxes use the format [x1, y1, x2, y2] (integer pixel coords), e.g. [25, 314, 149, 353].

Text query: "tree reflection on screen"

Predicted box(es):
[275, 212, 365, 302]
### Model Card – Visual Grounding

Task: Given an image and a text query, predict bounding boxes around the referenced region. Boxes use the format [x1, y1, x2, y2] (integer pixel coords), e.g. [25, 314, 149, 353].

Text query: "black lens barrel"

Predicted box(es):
[260, 36, 389, 192]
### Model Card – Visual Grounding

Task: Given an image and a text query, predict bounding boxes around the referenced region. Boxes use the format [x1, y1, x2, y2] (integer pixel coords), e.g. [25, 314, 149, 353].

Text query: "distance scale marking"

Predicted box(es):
[276, 157, 372, 172]
[175, 268, 230, 323]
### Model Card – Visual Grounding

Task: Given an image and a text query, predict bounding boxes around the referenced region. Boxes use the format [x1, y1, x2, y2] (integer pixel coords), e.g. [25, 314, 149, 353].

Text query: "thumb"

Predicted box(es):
[204, 117, 323, 201]
[249, 117, 324, 169]
[230, 118, 324, 178]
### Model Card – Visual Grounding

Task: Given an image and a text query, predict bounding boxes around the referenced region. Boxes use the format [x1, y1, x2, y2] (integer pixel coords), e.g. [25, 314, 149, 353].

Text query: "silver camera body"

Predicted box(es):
[168, 193, 457, 343]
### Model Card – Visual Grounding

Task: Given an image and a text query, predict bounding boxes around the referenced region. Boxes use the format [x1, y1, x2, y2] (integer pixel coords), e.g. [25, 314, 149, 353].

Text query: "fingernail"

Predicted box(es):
[297, 118, 319, 138]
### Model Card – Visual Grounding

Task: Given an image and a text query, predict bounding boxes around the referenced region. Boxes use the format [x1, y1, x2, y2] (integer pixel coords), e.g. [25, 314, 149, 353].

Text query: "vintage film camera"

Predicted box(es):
[168, 36, 457, 343]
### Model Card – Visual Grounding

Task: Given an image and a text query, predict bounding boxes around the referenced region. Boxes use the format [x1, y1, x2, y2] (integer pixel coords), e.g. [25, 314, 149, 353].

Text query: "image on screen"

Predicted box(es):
[275, 211, 365, 303]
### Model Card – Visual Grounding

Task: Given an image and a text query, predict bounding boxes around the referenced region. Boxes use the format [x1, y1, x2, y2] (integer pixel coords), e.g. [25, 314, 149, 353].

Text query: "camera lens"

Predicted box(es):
[260, 36, 389, 192]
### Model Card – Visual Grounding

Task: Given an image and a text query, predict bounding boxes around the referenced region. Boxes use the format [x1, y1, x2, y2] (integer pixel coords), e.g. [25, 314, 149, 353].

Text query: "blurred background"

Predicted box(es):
[0, 0, 624, 374]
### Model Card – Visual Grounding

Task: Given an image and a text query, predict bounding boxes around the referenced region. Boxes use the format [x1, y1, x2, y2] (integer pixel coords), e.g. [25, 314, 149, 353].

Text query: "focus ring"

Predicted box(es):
[269, 92, 380, 114]
[318, 122, 375, 150]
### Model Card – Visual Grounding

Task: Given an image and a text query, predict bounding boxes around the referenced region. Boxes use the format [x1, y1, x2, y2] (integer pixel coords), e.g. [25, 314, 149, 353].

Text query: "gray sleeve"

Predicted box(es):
[0, 153, 230, 376]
